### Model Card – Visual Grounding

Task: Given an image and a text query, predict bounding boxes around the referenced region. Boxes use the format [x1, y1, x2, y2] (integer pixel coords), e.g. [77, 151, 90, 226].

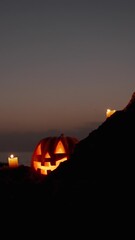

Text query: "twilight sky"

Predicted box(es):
[0, 0, 135, 151]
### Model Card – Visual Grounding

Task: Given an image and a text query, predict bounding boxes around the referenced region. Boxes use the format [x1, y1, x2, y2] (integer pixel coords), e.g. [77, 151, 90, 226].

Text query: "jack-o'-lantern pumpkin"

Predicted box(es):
[31, 133, 79, 175]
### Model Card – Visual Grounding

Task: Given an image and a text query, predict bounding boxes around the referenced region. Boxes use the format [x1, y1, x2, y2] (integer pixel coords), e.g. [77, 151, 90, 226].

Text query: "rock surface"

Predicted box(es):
[0, 92, 135, 234]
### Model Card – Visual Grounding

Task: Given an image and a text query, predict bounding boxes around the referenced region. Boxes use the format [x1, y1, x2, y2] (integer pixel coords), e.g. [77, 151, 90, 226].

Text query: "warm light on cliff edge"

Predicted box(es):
[106, 109, 116, 118]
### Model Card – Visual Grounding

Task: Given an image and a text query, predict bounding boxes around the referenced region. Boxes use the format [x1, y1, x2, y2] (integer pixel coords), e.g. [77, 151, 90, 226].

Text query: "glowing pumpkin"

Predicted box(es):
[31, 134, 79, 175]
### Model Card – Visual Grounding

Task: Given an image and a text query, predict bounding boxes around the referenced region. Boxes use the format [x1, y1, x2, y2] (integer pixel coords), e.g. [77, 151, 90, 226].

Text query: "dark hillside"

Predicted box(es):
[0, 93, 135, 235]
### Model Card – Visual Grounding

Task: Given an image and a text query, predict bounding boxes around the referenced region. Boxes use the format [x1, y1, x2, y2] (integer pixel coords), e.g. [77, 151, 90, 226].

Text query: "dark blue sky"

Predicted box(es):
[0, 0, 135, 151]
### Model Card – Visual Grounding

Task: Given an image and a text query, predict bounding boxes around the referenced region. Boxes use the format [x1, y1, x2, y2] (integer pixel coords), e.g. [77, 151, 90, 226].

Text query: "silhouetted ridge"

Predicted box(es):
[123, 92, 135, 112]
[0, 91, 135, 229]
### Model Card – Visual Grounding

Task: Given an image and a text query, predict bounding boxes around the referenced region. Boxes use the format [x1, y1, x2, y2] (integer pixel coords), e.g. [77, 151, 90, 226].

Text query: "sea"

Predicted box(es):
[0, 151, 33, 167]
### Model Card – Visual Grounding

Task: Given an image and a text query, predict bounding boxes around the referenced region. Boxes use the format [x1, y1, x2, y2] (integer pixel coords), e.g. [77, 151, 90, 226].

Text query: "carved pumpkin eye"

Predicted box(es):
[54, 140, 66, 154]
[31, 134, 79, 176]
[35, 144, 42, 155]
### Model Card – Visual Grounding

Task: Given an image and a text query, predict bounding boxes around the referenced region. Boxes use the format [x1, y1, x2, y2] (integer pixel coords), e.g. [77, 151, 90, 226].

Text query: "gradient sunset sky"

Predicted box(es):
[0, 0, 135, 151]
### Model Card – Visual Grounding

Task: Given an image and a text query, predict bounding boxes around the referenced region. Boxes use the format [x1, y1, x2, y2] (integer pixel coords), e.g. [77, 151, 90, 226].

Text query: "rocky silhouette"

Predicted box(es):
[0, 92, 135, 233]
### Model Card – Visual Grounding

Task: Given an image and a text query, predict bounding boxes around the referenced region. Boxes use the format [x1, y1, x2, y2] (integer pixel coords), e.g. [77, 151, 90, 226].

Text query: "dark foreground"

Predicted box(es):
[0, 92, 135, 236]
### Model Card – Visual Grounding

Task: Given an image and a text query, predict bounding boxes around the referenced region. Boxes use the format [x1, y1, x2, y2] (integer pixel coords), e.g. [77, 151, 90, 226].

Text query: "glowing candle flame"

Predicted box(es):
[8, 154, 19, 168]
[106, 109, 116, 118]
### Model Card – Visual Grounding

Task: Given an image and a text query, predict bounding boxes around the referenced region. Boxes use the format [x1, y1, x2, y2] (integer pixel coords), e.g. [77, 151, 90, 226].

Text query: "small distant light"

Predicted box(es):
[106, 109, 116, 118]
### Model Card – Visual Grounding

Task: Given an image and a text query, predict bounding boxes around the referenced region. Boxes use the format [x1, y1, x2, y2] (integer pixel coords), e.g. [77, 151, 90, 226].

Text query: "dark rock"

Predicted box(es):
[0, 92, 135, 233]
